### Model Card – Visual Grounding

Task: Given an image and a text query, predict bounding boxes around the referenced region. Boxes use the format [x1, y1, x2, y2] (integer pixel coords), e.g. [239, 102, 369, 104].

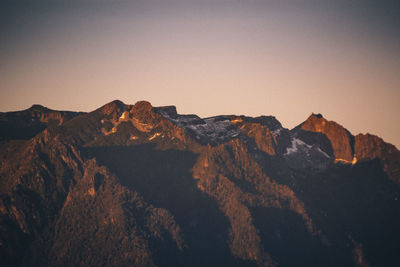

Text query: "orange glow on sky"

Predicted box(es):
[1, 1, 399, 147]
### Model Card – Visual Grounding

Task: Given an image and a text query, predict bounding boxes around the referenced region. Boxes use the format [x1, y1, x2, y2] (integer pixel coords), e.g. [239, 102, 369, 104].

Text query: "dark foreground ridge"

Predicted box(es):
[0, 100, 399, 267]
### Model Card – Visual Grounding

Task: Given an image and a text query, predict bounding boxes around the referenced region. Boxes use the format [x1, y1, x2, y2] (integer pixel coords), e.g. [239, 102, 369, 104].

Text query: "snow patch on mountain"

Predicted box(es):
[317, 147, 331, 158]
[285, 138, 312, 155]
[157, 110, 241, 144]
[272, 128, 282, 136]
[285, 137, 331, 159]
[182, 116, 241, 144]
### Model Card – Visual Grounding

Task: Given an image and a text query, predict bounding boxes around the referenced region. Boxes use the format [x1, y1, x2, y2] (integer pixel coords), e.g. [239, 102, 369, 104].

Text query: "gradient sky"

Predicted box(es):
[1, 0, 399, 147]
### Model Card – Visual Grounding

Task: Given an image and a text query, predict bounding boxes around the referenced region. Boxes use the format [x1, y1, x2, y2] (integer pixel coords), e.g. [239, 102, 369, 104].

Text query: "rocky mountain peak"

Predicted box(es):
[132, 100, 153, 112]
[311, 113, 323, 119]
[300, 113, 354, 162]
[303, 113, 327, 127]
[28, 104, 51, 112]
[0, 104, 84, 142]
[153, 105, 178, 119]
[128, 101, 157, 124]
[98, 100, 126, 116]
[354, 133, 400, 183]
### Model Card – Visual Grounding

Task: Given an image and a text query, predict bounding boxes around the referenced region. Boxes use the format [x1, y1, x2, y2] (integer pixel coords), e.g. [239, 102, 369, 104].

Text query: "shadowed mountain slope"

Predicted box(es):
[0, 100, 399, 267]
[0, 105, 85, 143]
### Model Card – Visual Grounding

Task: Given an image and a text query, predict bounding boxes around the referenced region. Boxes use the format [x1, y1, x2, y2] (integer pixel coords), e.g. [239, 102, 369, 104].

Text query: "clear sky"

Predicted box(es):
[1, 0, 399, 148]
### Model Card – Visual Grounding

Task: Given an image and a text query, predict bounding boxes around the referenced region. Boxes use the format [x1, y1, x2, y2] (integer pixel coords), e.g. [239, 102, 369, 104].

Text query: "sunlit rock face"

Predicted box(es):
[1, 100, 400, 267]
[299, 113, 354, 162]
[354, 133, 400, 183]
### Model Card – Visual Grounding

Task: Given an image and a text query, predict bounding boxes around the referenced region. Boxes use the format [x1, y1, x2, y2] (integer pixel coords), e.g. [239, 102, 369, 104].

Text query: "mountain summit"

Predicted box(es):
[1, 100, 399, 267]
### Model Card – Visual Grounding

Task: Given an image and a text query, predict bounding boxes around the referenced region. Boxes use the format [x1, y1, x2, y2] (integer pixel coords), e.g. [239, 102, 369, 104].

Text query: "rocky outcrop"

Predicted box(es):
[299, 113, 354, 162]
[354, 133, 400, 183]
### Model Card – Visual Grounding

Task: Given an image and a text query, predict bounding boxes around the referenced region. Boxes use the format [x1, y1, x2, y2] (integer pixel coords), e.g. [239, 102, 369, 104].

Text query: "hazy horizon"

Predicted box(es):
[1, 0, 399, 147]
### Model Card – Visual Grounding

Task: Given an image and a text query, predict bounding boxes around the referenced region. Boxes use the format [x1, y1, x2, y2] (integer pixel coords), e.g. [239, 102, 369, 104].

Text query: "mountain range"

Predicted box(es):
[1, 100, 399, 266]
